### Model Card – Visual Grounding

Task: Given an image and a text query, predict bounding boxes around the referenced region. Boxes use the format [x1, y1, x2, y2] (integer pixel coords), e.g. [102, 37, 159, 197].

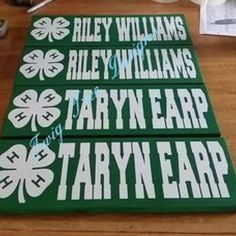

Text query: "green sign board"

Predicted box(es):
[15, 46, 203, 86]
[0, 138, 235, 214]
[26, 15, 192, 47]
[1, 14, 235, 214]
[2, 85, 219, 138]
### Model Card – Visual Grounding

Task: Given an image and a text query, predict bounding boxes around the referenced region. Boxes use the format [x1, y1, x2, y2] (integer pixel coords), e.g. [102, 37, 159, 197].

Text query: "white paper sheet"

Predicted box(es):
[200, 0, 236, 36]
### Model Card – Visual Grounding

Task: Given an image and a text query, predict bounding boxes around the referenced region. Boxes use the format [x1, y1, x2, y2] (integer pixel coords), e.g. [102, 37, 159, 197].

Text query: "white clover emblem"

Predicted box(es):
[31, 17, 70, 42]
[8, 89, 62, 132]
[0, 144, 55, 203]
[20, 49, 64, 81]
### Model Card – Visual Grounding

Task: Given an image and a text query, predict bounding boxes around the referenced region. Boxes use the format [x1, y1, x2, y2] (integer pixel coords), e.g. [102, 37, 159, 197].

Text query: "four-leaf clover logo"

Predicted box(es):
[8, 89, 62, 132]
[0, 144, 55, 203]
[31, 17, 70, 42]
[20, 49, 65, 81]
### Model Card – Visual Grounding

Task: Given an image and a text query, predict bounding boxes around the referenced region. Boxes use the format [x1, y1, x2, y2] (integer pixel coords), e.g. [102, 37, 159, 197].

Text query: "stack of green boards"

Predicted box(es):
[0, 15, 235, 214]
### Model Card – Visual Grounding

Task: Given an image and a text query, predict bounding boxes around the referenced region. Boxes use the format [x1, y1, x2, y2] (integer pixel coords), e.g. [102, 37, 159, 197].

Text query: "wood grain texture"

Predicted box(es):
[0, 0, 235, 235]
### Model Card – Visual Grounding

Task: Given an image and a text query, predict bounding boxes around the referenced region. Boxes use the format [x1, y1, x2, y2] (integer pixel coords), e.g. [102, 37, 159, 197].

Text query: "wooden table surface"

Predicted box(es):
[0, 0, 236, 235]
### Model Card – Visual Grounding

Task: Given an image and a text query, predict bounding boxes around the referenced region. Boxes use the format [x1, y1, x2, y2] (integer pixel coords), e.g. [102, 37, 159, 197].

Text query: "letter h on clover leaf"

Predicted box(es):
[0, 144, 55, 203]
[8, 89, 62, 132]
[20, 49, 65, 81]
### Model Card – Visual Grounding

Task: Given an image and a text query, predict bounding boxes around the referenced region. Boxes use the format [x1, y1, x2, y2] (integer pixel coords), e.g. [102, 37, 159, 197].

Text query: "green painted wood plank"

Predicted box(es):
[15, 46, 203, 86]
[0, 137, 235, 214]
[26, 15, 192, 47]
[2, 85, 219, 138]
